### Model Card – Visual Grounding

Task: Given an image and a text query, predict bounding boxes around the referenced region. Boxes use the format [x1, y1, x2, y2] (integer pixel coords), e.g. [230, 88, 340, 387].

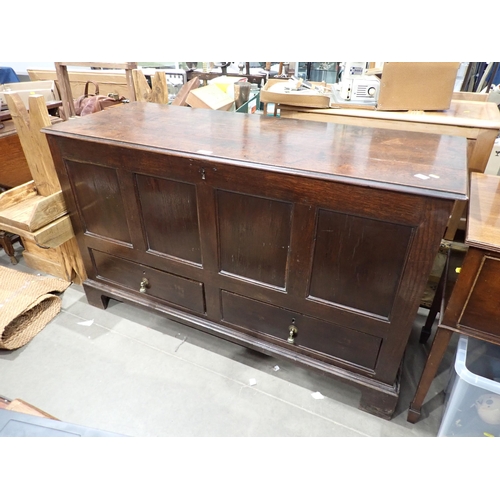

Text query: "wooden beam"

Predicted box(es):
[5, 94, 62, 196]
[0, 191, 67, 232]
[132, 69, 169, 104]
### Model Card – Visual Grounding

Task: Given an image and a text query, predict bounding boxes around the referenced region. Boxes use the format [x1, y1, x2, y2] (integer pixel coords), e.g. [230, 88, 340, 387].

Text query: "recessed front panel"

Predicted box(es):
[136, 174, 202, 263]
[65, 160, 131, 244]
[217, 190, 292, 288]
[309, 209, 413, 318]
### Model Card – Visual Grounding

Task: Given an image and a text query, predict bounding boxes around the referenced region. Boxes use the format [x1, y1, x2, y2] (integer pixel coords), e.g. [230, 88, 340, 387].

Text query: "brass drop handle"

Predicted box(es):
[139, 277, 149, 293]
[288, 323, 298, 344]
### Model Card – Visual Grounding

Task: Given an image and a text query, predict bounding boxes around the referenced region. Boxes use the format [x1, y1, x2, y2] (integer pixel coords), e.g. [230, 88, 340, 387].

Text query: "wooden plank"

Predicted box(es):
[55, 62, 137, 118]
[0, 214, 74, 248]
[54, 64, 76, 118]
[22, 235, 87, 284]
[452, 91, 489, 102]
[133, 70, 169, 104]
[278, 100, 500, 130]
[5, 93, 61, 196]
[172, 76, 200, 106]
[5, 399, 58, 420]
[28, 69, 131, 98]
[0, 191, 67, 232]
[57, 62, 137, 70]
[0, 181, 37, 210]
[132, 69, 150, 102]
[32, 215, 75, 247]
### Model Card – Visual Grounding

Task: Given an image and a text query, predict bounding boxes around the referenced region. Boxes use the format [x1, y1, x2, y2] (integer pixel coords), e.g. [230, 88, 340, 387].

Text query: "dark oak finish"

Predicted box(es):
[217, 190, 292, 288]
[408, 173, 500, 423]
[44, 103, 467, 419]
[309, 210, 413, 318]
[136, 174, 202, 263]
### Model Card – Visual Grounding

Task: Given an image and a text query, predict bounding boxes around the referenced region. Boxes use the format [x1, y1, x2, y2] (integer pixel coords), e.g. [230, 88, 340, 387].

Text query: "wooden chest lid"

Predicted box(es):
[44, 102, 468, 201]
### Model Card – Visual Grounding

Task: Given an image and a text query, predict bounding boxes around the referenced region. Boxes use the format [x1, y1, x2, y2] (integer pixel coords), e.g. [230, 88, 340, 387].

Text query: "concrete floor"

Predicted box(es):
[0, 243, 457, 437]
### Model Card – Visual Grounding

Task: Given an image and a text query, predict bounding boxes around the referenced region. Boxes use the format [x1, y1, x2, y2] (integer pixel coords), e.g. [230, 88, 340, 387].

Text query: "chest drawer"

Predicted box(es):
[91, 249, 206, 315]
[220, 290, 382, 371]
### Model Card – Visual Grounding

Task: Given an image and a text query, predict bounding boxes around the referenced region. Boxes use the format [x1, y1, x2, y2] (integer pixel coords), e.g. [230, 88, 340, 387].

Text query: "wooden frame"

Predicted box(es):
[55, 62, 137, 119]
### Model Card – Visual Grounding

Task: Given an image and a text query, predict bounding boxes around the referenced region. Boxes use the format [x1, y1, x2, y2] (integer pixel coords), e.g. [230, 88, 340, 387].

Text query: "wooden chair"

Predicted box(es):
[55, 62, 137, 119]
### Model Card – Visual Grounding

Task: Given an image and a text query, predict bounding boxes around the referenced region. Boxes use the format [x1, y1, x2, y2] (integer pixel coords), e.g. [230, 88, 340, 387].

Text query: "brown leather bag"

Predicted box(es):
[74, 81, 122, 116]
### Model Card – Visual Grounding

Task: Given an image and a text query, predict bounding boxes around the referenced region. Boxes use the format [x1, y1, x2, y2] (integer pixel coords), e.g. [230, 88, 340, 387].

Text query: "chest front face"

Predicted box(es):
[44, 103, 467, 417]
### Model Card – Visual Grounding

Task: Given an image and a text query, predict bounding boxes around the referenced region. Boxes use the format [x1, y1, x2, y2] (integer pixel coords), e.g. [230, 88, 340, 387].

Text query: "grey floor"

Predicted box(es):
[0, 243, 458, 437]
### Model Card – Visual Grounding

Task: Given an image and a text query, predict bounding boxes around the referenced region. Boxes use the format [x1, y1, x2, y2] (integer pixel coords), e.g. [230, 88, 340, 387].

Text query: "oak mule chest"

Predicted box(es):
[44, 103, 467, 419]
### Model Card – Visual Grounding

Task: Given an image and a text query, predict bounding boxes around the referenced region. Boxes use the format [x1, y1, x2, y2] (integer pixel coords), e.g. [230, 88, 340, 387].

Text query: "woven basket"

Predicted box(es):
[0, 266, 70, 350]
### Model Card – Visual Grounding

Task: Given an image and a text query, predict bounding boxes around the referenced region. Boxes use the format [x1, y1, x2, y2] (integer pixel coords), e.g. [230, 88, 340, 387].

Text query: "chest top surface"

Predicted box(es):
[44, 102, 468, 200]
[467, 173, 500, 252]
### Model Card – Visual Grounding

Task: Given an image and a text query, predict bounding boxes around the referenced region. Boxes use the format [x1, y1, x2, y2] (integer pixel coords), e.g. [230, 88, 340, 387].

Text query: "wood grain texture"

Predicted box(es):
[43, 102, 468, 200]
[309, 209, 413, 318]
[91, 249, 205, 314]
[409, 173, 500, 422]
[217, 190, 292, 288]
[221, 290, 382, 370]
[459, 256, 500, 335]
[65, 160, 131, 244]
[0, 121, 31, 188]
[279, 100, 500, 130]
[0, 181, 37, 209]
[467, 172, 500, 252]
[45, 104, 468, 419]
[6, 94, 61, 196]
[136, 174, 202, 263]
[132, 70, 169, 104]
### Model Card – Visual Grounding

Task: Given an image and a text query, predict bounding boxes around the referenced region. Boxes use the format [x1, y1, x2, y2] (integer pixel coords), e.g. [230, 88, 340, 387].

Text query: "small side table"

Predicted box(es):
[408, 172, 500, 423]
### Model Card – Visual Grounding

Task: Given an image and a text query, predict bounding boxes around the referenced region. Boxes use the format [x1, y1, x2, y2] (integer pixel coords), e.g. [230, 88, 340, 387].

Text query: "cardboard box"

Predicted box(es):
[209, 75, 247, 94]
[0, 80, 59, 109]
[260, 79, 331, 108]
[375, 62, 460, 111]
[186, 84, 234, 111]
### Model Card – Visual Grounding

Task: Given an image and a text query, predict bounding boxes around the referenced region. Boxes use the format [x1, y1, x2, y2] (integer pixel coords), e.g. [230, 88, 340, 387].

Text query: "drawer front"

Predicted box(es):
[459, 256, 500, 336]
[220, 290, 381, 370]
[91, 249, 205, 315]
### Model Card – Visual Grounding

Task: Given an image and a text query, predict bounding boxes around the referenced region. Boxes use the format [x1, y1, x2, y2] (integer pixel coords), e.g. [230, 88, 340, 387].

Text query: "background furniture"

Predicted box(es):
[45, 103, 467, 419]
[408, 172, 500, 423]
[0, 229, 21, 264]
[0, 119, 32, 188]
[54, 62, 137, 119]
[28, 67, 134, 104]
[186, 62, 267, 88]
[277, 99, 500, 241]
[0, 93, 86, 282]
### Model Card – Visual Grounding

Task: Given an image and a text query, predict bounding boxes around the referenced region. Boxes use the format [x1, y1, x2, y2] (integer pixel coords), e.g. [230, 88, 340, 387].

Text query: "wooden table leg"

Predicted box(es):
[0, 230, 20, 264]
[408, 326, 454, 423]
